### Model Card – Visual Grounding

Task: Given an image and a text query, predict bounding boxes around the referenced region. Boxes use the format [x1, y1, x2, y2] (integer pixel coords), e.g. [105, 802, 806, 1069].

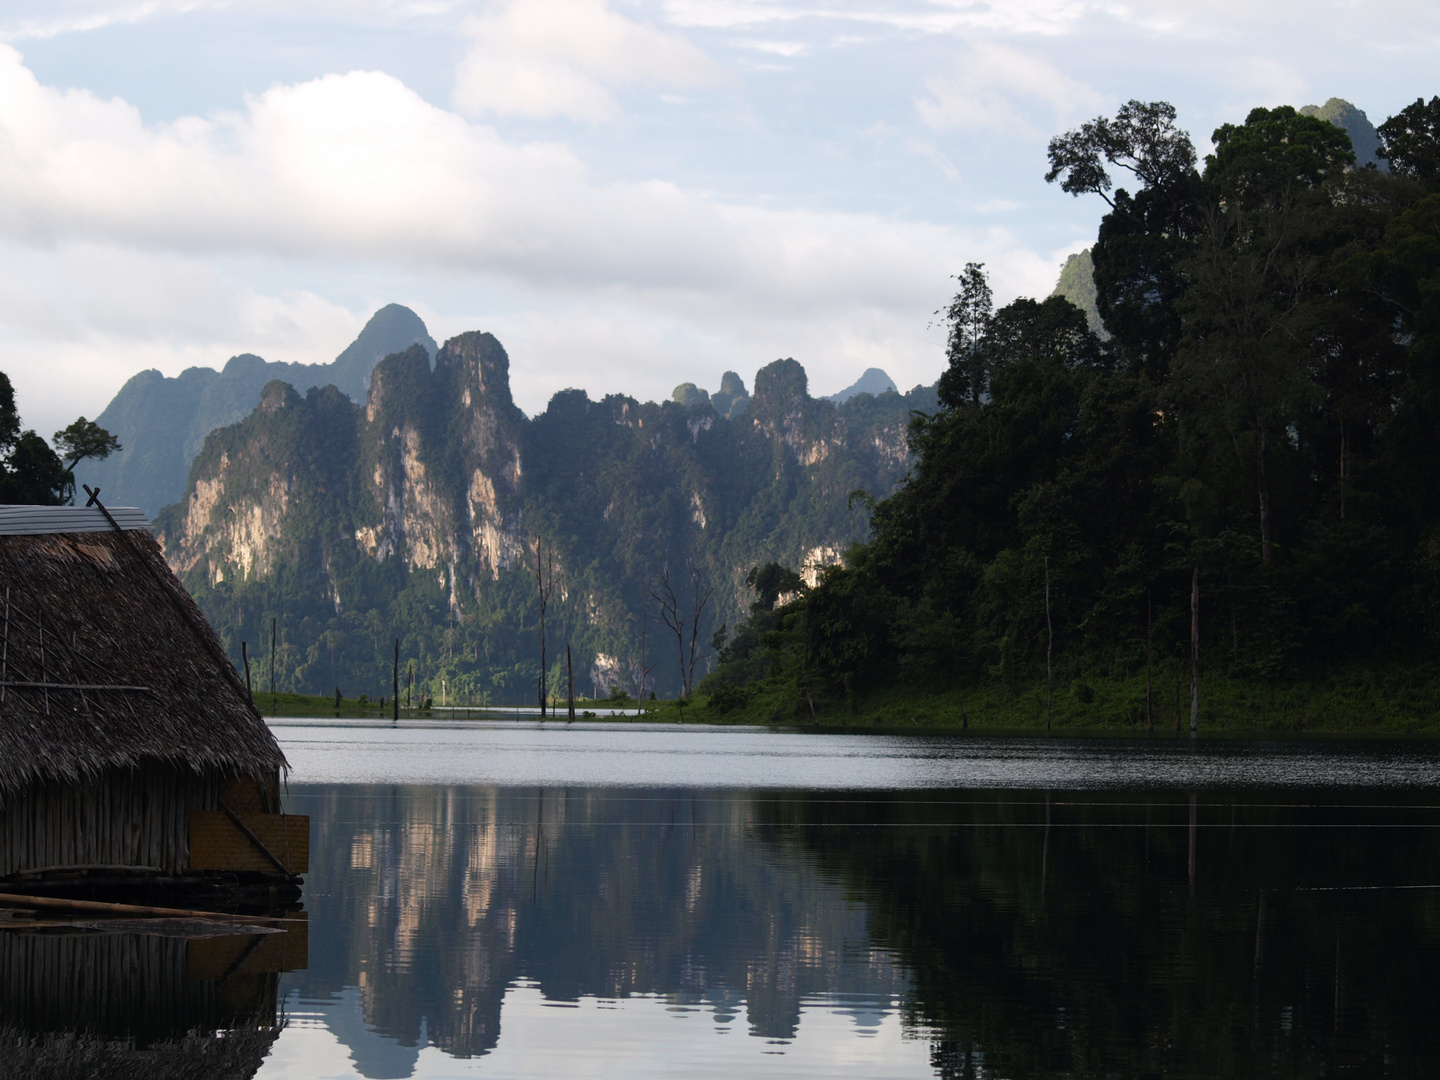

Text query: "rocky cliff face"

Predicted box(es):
[156, 334, 935, 698]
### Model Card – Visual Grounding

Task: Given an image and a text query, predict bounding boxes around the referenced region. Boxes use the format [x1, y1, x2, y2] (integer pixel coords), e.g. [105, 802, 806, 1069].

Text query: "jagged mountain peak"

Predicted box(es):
[79, 304, 439, 517]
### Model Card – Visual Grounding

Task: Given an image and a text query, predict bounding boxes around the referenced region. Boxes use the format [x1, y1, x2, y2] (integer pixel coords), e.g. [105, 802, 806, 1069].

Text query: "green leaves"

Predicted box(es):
[53, 417, 121, 469]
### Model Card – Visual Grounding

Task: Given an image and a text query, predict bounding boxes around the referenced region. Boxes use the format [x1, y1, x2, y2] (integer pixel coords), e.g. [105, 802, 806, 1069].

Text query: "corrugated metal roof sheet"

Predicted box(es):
[0, 504, 150, 535]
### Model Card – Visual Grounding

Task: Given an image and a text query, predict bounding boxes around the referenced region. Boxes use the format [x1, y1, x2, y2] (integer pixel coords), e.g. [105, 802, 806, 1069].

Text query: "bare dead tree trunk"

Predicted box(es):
[654, 565, 686, 698]
[532, 537, 557, 717]
[1339, 420, 1346, 522]
[1256, 420, 1272, 565]
[638, 595, 657, 701]
[1146, 588, 1153, 736]
[1174, 666, 1182, 736]
[686, 566, 715, 699]
[1190, 567, 1200, 736]
[1044, 556, 1053, 733]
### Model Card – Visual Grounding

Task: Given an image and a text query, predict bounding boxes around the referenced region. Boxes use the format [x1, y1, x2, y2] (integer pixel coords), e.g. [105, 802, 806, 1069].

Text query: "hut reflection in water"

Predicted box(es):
[0, 912, 307, 1080]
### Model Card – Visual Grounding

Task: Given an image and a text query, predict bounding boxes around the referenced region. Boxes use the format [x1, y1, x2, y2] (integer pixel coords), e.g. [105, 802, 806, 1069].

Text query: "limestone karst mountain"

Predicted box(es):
[825, 368, 898, 404]
[1300, 97, 1387, 170]
[77, 304, 437, 517]
[156, 335, 937, 699]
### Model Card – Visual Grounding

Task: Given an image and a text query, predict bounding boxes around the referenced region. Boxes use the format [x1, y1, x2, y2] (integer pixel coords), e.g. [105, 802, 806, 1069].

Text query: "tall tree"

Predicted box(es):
[1377, 96, 1440, 190]
[1047, 100, 1203, 380]
[1172, 106, 1356, 564]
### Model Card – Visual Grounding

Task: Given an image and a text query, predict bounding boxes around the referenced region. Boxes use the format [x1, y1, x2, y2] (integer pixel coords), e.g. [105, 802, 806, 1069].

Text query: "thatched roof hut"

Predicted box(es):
[0, 505, 304, 888]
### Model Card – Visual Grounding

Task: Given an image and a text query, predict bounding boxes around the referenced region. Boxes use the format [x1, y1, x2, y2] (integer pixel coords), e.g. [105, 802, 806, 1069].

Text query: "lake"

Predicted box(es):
[11, 721, 1440, 1078]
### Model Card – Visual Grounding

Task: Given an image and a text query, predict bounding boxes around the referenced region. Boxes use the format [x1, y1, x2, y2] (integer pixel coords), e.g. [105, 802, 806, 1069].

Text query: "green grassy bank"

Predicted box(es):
[255, 665, 1440, 733]
[695, 663, 1440, 734]
[254, 690, 651, 719]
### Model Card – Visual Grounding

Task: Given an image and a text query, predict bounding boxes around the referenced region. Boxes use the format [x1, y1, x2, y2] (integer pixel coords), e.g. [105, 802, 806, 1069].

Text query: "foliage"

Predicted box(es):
[0, 372, 119, 505]
[714, 94, 1440, 725]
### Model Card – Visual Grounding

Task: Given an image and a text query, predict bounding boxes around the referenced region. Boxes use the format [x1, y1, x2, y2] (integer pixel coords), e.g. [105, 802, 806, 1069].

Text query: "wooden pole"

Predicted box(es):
[1044, 556, 1053, 733]
[567, 641, 575, 720]
[218, 798, 291, 876]
[1190, 567, 1200, 736]
[393, 638, 400, 721]
[0, 891, 298, 926]
[270, 617, 277, 716]
[242, 640, 252, 698]
[1175, 670, 1182, 736]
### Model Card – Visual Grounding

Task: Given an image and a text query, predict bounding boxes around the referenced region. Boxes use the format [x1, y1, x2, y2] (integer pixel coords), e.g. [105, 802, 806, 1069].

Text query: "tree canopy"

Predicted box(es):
[708, 93, 1440, 722]
[0, 373, 121, 505]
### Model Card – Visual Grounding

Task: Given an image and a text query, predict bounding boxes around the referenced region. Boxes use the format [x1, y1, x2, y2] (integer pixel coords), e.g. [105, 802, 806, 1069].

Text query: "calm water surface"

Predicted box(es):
[11, 721, 1440, 1079]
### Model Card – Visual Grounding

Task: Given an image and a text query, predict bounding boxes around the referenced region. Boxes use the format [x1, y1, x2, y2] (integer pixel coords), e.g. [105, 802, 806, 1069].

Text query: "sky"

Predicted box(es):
[0, 1, 1436, 436]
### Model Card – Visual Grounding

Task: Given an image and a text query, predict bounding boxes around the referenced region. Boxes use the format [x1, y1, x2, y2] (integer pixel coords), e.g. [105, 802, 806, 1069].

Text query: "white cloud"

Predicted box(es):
[452, 0, 723, 122]
[0, 46, 1073, 430]
[0, 46, 1024, 310]
[0, 240, 363, 435]
[915, 40, 1103, 133]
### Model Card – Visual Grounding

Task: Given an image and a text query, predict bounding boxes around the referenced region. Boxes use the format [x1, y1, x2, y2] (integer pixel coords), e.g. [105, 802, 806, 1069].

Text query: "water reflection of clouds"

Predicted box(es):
[260, 986, 929, 1079]
[272, 720, 1440, 790]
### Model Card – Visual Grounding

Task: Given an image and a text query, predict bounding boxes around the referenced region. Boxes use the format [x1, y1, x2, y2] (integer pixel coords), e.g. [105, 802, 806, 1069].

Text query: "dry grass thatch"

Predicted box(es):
[0, 527, 286, 798]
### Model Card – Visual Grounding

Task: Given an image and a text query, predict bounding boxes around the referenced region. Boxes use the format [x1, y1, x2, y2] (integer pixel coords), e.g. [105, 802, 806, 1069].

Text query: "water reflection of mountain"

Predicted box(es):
[287, 784, 1440, 1078]
[0, 919, 305, 1080]
[285, 785, 911, 1072]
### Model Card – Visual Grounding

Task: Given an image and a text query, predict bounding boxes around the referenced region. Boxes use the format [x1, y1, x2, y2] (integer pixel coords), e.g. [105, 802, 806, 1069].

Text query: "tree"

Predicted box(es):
[531, 536, 558, 716]
[53, 417, 121, 469]
[1377, 96, 1440, 190]
[936, 263, 993, 407]
[653, 562, 714, 698]
[1047, 100, 1203, 379]
[1172, 107, 1356, 564]
[0, 371, 118, 506]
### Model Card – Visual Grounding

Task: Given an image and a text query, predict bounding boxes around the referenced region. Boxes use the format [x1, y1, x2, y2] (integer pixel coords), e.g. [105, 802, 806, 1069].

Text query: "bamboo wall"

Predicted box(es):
[0, 764, 217, 877]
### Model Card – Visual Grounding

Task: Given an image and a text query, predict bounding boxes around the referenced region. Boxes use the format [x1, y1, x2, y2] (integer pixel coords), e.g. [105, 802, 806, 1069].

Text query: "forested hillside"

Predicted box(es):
[709, 96, 1440, 729]
[154, 336, 935, 700]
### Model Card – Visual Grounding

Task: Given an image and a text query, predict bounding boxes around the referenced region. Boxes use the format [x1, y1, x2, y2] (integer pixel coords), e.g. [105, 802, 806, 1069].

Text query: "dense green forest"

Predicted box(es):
[707, 97, 1440, 729]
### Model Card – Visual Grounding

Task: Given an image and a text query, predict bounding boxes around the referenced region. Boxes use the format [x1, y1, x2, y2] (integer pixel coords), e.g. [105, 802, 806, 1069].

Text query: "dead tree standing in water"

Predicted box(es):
[531, 537, 557, 717]
[566, 641, 575, 720]
[1190, 567, 1200, 736]
[653, 563, 715, 699]
[1044, 556, 1053, 733]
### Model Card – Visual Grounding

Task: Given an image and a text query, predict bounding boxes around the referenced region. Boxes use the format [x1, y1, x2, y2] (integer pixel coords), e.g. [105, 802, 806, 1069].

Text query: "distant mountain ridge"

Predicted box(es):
[78, 304, 437, 516]
[156, 335, 939, 698]
[825, 368, 897, 404]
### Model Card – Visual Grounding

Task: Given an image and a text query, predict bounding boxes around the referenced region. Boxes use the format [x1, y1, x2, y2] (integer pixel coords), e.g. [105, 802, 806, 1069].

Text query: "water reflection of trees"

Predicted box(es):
[758, 790, 1440, 1078]
[288, 785, 912, 1061]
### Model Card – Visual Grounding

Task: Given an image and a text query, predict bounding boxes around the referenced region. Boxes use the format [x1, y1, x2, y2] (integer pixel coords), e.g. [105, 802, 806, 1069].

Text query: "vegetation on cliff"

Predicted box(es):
[156, 335, 935, 700]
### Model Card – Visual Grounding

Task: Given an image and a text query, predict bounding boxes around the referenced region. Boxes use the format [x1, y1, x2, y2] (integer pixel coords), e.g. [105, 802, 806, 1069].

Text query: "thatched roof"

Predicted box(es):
[0, 505, 286, 796]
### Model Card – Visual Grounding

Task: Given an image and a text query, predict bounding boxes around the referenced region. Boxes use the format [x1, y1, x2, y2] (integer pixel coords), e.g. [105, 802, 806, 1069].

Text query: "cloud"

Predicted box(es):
[915, 41, 1103, 133]
[0, 46, 1074, 427]
[452, 0, 722, 122]
[0, 46, 1036, 311]
[0, 239, 364, 436]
